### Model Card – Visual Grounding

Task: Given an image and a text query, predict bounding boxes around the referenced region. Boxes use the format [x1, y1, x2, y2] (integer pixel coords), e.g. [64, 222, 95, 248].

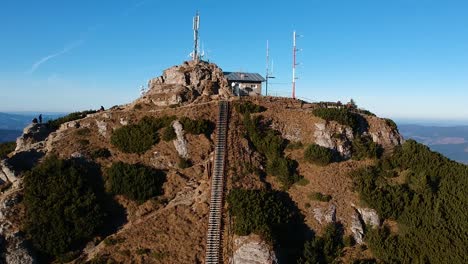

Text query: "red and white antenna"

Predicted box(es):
[292, 30, 301, 99]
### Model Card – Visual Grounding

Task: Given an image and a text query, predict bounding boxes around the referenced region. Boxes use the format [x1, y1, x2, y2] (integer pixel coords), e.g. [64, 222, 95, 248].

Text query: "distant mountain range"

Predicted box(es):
[0, 112, 65, 143]
[398, 124, 468, 164]
[0, 112, 467, 164]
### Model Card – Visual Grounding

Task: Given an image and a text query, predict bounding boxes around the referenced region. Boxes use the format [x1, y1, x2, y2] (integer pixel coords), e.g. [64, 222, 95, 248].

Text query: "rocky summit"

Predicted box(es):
[0, 61, 466, 264]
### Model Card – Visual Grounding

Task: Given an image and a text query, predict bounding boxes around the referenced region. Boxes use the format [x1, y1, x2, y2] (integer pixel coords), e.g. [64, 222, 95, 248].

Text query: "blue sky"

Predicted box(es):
[0, 0, 467, 122]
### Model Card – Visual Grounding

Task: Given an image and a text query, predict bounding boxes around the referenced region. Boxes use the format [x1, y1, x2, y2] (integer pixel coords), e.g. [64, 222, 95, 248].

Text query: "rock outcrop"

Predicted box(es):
[14, 124, 50, 153]
[314, 123, 354, 159]
[232, 235, 278, 264]
[367, 116, 404, 150]
[313, 204, 337, 225]
[0, 160, 19, 186]
[350, 206, 380, 244]
[172, 121, 189, 159]
[143, 61, 231, 106]
[1, 192, 36, 264]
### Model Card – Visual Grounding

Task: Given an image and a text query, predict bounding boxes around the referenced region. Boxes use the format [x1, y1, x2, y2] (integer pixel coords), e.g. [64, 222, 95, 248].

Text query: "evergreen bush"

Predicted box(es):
[304, 144, 335, 166]
[352, 140, 468, 263]
[234, 101, 266, 114]
[0, 141, 15, 159]
[312, 108, 365, 133]
[23, 156, 104, 258]
[351, 136, 382, 160]
[110, 116, 175, 154]
[107, 162, 166, 202]
[47, 110, 97, 131]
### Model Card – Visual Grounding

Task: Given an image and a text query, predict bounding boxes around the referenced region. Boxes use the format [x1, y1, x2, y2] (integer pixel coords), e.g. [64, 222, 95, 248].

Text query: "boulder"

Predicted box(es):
[173, 121, 189, 159]
[356, 207, 380, 228]
[350, 210, 364, 244]
[313, 204, 336, 225]
[0, 160, 19, 185]
[350, 206, 380, 244]
[232, 235, 278, 264]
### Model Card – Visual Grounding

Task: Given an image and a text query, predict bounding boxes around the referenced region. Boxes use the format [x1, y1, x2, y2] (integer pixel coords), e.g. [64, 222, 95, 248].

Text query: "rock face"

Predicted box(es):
[172, 121, 189, 159]
[350, 206, 380, 244]
[313, 204, 337, 225]
[1, 193, 36, 264]
[0, 160, 19, 186]
[144, 61, 231, 106]
[356, 207, 380, 228]
[367, 116, 404, 149]
[350, 210, 365, 244]
[314, 123, 354, 159]
[14, 124, 50, 153]
[232, 235, 278, 264]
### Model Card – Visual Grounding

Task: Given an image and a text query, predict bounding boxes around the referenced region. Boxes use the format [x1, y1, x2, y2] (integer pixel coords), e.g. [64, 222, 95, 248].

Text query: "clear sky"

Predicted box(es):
[0, 0, 467, 122]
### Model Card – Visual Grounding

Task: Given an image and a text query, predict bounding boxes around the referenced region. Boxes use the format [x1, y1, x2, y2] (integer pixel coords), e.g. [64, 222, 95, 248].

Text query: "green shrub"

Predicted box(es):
[161, 126, 177, 141]
[227, 188, 293, 239]
[308, 192, 332, 202]
[384, 118, 398, 131]
[47, 110, 97, 130]
[234, 101, 266, 114]
[78, 139, 90, 146]
[177, 157, 192, 169]
[107, 162, 166, 202]
[133, 103, 143, 110]
[179, 117, 214, 137]
[91, 148, 111, 159]
[103, 236, 125, 246]
[298, 223, 344, 264]
[242, 114, 300, 188]
[23, 156, 104, 258]
[304, 144, 335, 165]
[351, 136, 382, 160]
[296, 178, 310, 186]
[76, 127, 91, 136]
[312, 108, 364, 133]
[110, 116, 175, 153]
[353, 140, 468, 263]
[136, 248, 150, 255]
[0, 141, 16, 159]
[359, 109, 376, 117]
[286, 141, 304, 150]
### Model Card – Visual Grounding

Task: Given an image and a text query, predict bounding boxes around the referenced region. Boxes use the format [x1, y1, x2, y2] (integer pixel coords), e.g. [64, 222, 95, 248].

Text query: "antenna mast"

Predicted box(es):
[192, 11, 200, 61]
[265, 40, 275, 96]
[292, 30, 300, 99]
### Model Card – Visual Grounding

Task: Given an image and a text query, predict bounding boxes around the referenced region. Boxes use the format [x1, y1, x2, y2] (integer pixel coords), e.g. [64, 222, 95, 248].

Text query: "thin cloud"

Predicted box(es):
[27, 40, 84, 74]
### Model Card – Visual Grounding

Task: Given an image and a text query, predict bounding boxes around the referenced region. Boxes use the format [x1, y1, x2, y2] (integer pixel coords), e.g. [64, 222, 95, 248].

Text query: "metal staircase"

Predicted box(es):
[205, 101, 229, 264]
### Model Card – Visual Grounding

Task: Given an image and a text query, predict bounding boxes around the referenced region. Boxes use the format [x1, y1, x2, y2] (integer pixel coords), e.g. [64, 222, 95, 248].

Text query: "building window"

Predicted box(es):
[251, 84, 257, 88]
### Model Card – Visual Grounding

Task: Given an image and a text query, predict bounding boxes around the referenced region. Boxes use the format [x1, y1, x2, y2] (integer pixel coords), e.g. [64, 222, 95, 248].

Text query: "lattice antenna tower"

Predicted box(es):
[192, 11, 200, 61]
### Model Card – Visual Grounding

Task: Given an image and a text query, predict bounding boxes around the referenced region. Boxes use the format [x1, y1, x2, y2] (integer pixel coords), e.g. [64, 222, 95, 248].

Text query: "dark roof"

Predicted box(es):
[224, 72, 265, 82]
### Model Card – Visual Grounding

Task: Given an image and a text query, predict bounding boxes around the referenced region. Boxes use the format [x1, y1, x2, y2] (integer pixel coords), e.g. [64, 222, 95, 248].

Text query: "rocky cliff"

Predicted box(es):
[0, 61, 404, 264]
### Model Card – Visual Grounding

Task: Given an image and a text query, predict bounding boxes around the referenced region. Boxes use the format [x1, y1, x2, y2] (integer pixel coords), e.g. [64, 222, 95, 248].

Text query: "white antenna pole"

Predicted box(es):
[292, 31, 297, 99]
[193, 11, 200, 61]
[266, 40, 270, 96]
